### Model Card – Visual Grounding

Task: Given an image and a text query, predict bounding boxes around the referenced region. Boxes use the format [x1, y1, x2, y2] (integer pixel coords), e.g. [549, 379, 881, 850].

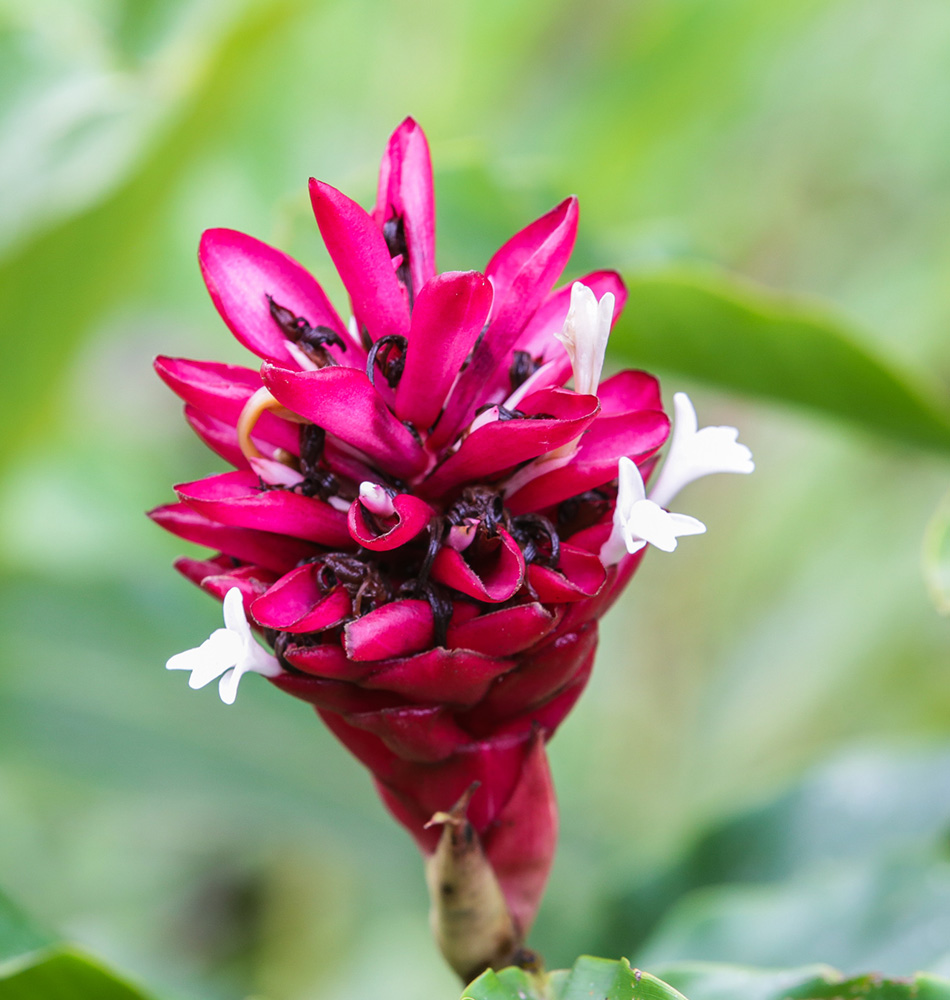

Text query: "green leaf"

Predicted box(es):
[654, 963, 950, 1000]
[612, 269, 950, 455]
[0, 890, 154, 998]
[463, 957, 688, 1000]
[0, 947, 154, 999]
[0, 888, 56, 965]
[462, 965, 546, 1000]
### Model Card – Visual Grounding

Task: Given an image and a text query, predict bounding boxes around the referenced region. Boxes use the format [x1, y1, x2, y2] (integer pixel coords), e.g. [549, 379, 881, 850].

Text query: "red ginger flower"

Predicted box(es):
[151, 118, 750, 967]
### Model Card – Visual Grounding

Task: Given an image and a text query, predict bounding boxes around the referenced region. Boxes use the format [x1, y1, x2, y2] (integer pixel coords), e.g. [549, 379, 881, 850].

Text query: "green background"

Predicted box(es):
[3, 0, 950, 997]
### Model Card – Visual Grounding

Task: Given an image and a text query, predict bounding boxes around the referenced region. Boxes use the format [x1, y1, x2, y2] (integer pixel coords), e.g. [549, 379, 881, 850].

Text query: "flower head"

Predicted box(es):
[151, 118, 749, 957]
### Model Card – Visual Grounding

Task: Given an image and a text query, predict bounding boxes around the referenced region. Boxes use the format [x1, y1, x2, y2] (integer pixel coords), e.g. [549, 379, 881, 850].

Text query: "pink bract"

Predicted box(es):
[151, 117, 670, 937]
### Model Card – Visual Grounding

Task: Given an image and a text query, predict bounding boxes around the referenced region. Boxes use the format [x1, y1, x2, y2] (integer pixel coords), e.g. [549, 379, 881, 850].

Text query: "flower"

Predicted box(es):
[649, 391, 754, 508]
[151, 117, 749, 964]
[166, 586, 281, 704]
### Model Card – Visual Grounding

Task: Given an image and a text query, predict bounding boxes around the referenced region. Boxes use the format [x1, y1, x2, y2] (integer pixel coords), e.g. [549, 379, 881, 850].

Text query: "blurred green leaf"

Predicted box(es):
[463, 957, 687, 1000]
[627, 750, 950, 975]
[612, 270, 950, 454]
[923, 488, 950, 614]
[462, 965, 545, 1000]
[0, 0, 299, 471]
[0, 948, 155, 999]
[656, 963, 950, 1000]
[0, 888, 55, 965]
[0, 890, 153, 999]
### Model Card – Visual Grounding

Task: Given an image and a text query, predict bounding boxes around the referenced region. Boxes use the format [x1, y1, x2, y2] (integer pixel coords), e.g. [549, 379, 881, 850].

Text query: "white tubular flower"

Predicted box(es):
[166, 587, 281, 704]
[359, 481, 396, 517]
[649, 392, 754, 508]
[555, 281, 615, 396]
[600, 457, 706, 565]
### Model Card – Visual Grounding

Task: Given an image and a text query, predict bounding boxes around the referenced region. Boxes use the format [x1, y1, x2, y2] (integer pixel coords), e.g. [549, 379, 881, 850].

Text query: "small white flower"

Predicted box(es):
[601, 457, 706, 565]
[359, 481, 396, 517]
[649, 392, 754, 508]
[166, 587, 281, 704]
[555, 282, 615, 397]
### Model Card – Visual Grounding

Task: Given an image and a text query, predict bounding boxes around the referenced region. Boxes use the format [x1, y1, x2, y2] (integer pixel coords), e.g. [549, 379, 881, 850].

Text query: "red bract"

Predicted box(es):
[151, 118, 671, 939]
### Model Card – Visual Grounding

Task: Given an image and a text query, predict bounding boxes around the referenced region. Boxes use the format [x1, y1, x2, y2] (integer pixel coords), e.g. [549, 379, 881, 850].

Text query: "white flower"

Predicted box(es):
[649, 392, 754, 508]
[555, 281, 615, 396]
[359, 481, 396, 517]
[600, 457, 706, 565]
[166, 587, 281, 704]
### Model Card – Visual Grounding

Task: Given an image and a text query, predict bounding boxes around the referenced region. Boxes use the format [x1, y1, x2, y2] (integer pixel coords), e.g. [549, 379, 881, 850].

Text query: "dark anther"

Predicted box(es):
[557, 488, 611, 534]
[417, 516, 444, 586]
[353, 568, 391, 616]
[296, 423, 341, 502]
[445, 486, 510, 536]
[366, 334, 408, 389]
[267, 295, 345, 367]
[473, 403, 525, 422]
[511, 512, 560, 567]
[299, 324, 346, 356]
[509, 350, 541, 390]
[316, 554, 369, 593]
[399, 578, 452, 647]
[299, 424, 326, 474]
[360, 324, 373, 351]
[382, 216, 413, 307]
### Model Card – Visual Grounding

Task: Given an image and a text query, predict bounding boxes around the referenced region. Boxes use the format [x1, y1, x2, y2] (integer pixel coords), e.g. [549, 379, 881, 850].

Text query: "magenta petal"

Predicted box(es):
[176, 470, 351, 547]
[431, 197, 579, 447]
[361, 647, 515, 706]
[395, 271, 494, 430]
[274, 676, 402, 716]
[527, 543, 607, 602]
[374, 732, 533, 850]
[199, 228, 349, 367]
[280, 643, 374, 681]
[506, 408, 669, 514]
[347, 493, 434, 551]
[446, 602, 558, 657]
[196, 566, 279, 605]
[173, 554, 234, 588]
[250, 567, 351, 633]
[262, 364, 426, 478]
[496, 647, 595, 741]
[148, 502, 317, 573]
[310, 178, 410, 343]
[343, 600, 435, 661]
[347, 705, 469, 763]
[422, 388, 599, 497]
[155, 357, 300, 453]
[472, 625, 598, 726]
[597, 368, 663, 415]
[374, 117, 436, 293]
[183, 405, 248, 470]
[483, 733, 558, 935]
[431, 527, 525, 603]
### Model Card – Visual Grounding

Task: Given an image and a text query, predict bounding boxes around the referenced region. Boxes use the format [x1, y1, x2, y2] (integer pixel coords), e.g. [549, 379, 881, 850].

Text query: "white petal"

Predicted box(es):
[649, 391, 754, 508]
[555, 282, 614, 397]
[217, 667, 240, 705]
[222, 587, 251, 635]
[624, 500, 705, 553]
[600, 457, 706, 563]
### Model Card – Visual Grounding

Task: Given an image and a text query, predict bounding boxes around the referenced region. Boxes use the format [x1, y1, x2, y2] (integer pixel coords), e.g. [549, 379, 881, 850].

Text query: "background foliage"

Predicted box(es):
[2, 0, 950, 997]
